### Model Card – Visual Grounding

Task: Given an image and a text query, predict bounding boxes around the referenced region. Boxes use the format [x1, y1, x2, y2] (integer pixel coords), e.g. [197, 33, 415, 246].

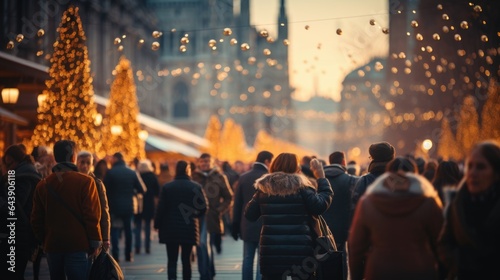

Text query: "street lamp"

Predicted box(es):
[1, 88, 19, 104]
[422, 139, 433, 151]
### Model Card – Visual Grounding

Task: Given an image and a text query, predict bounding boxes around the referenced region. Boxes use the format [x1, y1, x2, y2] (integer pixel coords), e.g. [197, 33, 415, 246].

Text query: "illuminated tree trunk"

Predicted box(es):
[437, 117, 461, 161]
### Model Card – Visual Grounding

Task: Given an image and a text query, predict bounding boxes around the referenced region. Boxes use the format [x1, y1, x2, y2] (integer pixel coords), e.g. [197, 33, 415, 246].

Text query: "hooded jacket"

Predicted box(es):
[348, 172, 443, 280]
[323, 164, 358, 246]
[245, 172, 333, 276]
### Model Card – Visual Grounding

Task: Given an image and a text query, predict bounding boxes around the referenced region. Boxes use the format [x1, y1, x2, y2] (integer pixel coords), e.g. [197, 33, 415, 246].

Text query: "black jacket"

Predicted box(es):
[245, 172, 333, 276]
[154, 175, 208, 245]
[139, 171, 160, 219]
[323, 164, 358, 246]
[103, 161, 145, 216]
[233, 162, 268, 242]
[351, 162, 386, 211]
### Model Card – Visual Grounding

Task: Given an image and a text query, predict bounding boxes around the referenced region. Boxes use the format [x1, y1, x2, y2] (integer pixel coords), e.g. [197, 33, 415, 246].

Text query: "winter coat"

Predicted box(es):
[31, 162, 102, 253]
[139, 171, 160, 219]
[438, 182, 500, 279]
[192, 168, 233, 234]
[348, 172, 443, 280]
[245, 172, 333, 276]
[232, 162, 268, 243]
[323, 164, 358, 246]
[351, 162, 386, 210]
[104, 161, 145, 216]
[154, 175, 208, 245]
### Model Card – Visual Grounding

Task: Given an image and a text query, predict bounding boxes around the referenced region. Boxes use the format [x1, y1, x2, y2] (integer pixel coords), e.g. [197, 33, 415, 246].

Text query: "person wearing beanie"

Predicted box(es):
[351, 142, 395, 213]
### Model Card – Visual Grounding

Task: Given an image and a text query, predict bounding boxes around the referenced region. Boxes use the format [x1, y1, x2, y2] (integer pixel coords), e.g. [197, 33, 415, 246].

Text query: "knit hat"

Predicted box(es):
[369, 141, 395, 163]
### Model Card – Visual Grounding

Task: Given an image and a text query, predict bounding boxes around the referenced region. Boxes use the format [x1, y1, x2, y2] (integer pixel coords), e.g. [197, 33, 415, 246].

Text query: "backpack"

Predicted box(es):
[89, 249, 124, 280]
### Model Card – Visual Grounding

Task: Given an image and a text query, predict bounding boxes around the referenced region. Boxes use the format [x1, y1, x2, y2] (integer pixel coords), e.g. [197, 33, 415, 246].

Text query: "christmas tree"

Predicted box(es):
[30, 6, 100, 152]
[101, 56, 145, 162]
[437, 117, 460, 161]
[481, 79, 500, 141]
[456, 95, 480, 159]
[219, 118, 249, 163]
[201, 115, 222, 159]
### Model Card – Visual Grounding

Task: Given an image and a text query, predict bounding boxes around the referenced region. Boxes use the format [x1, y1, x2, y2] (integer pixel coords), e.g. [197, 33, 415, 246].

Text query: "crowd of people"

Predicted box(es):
[1, 138, 499, 280]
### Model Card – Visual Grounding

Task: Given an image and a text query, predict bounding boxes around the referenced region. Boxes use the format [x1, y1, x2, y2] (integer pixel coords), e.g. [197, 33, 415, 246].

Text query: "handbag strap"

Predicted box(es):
[46, 183, 86, 230]
[318, 215, 338, 251]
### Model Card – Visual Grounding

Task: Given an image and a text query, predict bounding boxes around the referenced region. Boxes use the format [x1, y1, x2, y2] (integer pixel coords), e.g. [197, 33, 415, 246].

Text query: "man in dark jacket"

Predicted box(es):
[104, 152, 146, 262]
[323, 151, 359, 280]
[351, 141, 395, 211]
[232, 151, 274, 280]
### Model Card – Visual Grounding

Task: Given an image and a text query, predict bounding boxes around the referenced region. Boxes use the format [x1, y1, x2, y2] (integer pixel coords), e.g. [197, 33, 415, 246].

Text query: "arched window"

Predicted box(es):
[173, 82, 189, 118]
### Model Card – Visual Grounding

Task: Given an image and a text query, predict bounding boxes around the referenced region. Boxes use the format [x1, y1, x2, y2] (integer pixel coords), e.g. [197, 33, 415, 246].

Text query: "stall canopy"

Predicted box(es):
[145, 134, 201, 157]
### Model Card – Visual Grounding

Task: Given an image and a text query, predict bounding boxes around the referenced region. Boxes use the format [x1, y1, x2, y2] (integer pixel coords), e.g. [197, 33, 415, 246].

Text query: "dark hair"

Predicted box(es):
[415, 157, 426, 174]
[222, 161, 232, 172]
[256, 150, 274, 163]
[31, 146, 40, 161]
[53, 140, 76, 163]
[270, 153, 299, 174]
[301, 156, 312, 166]
[329, 151, 345, 165]
[113, 152, 124, 161]
[3, 144, 33, 166]
[199, 153, 211, 159]
[433, 160, 461, 187]
[160, 163, 169, 171]
[471, 141, 500, 174]
[94, 159, 108, 179]
[175, 160, 189, 176]
[386, 156, 417, 173]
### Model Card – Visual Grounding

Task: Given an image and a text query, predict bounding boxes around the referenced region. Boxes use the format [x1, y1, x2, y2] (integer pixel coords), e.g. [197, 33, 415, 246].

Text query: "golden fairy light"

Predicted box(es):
[416, 33, 424, 41]
[442, 14, 449, 20]
[454, 34, 462, 41]
[437, 4, 443, 10]
[118, 45, 124, 51]
[179, 45, 187, 53]
[37, 29, 45, 37]
[433, 33, 441, 40]
[263, 48, 271, 56]
[223, 28, 232, 36]
[336, 28, 342, 35]
[180, 36, 189, 44]
[259, 29, 269, 38]
[230, 38, 238, 45]
[208, 39, 217, 48]
[442, 26, 450, 33]
[240, 43, 250, 51]
[481, 35, 488, 42]
[283, 39, 290, 46]
[152, 41, 160, 50]
[266, 37, 275, 43]
[152, 31, 162, 38]
[411, 20, 419, 28]
[370, 19, 376, 26]
[382, 28, 389, 34]
[305, 25, 310, 30]
[114, 38, 121, 45]
[473, 5, 482, 13]
[16, 34, 24, 42]
[6, 41, 14, 49]
[460, 21, 469, 29]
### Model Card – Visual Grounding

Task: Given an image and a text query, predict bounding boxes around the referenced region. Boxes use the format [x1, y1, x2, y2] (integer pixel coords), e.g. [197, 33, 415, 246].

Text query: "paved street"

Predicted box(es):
[25, 232, 249, 279]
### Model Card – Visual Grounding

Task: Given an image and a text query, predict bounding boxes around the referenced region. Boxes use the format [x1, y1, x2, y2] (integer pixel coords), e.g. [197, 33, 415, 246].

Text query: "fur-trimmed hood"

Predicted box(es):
[364, 172, 443, 216]
[255, 172, 315, 196]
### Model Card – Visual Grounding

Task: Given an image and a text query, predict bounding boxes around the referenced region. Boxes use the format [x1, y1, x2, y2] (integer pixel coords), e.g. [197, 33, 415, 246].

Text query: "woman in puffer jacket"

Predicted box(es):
[245, 153, 333, 280]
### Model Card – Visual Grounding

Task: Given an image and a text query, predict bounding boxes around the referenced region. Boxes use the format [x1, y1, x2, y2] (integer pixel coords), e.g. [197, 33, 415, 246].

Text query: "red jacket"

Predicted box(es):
[31, 163, 102, 253]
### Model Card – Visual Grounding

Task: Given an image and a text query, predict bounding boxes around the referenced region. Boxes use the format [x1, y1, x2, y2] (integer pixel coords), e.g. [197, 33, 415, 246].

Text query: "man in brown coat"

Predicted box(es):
[192, 153, 233, 280]
[31, 140, 102, 280]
